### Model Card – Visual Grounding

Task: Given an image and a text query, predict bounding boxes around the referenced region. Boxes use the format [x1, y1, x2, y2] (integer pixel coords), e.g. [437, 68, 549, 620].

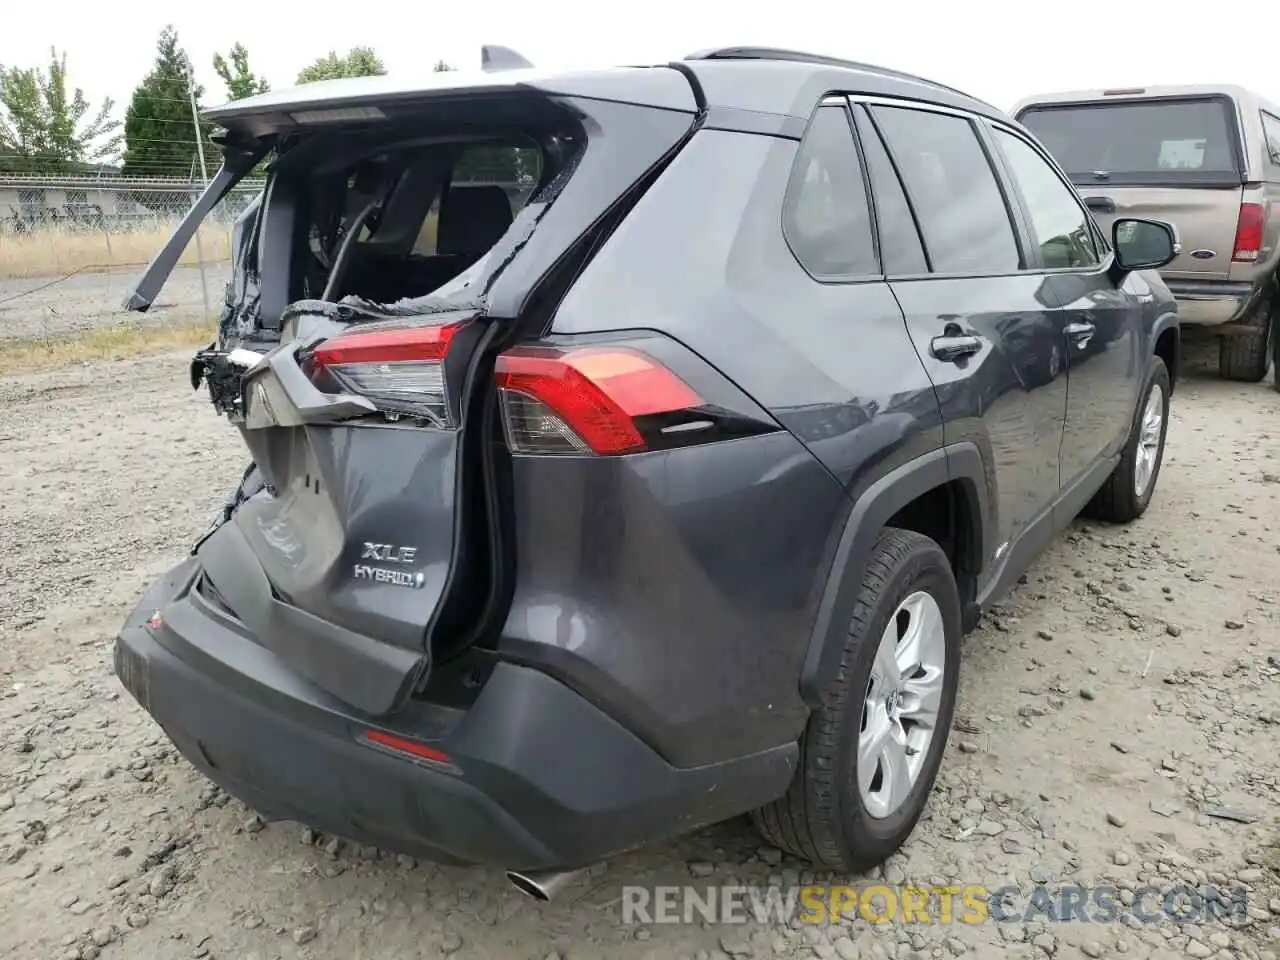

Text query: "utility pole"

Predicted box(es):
[183, 55, 211, 320]
[185, 57, 210, 186]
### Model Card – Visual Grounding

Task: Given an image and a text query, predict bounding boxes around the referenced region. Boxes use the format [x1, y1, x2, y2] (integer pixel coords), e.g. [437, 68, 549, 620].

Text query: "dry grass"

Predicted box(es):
[0, 320, 215, 376]
[0, 222, 232, 280]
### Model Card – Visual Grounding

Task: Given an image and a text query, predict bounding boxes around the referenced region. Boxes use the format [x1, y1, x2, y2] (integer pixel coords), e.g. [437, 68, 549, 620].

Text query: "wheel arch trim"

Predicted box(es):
[799, 444, 992, 708]
[1151, 311, 1180, 391]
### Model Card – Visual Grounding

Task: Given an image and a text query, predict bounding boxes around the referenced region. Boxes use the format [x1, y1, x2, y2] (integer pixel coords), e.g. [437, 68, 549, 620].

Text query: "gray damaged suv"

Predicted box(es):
[115, 46, 1181, 897]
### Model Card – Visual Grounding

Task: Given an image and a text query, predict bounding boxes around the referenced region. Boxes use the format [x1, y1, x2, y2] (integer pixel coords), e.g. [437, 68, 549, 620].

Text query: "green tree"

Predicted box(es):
[213, 43, 269, 101]
[121, 26, 214, 179]
[296, 47, 386, 84]
[0, 48, 121, 173]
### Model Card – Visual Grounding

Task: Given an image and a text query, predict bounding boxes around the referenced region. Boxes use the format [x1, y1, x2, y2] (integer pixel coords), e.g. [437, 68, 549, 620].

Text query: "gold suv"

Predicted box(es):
[1014, 84, 1280, 387]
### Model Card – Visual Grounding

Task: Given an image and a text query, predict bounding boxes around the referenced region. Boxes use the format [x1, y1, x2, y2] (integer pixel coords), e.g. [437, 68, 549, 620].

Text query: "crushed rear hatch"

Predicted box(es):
[130, 60, 700, 714]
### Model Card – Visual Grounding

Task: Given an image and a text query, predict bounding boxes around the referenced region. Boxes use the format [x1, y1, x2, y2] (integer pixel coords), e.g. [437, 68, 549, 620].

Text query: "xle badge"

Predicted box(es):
[354, 542, 425, 588]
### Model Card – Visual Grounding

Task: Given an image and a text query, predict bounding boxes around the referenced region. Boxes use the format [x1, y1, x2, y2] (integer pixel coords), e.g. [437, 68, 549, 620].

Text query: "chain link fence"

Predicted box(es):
[0, 171, 531, 343]
[0, 176, 262, 342]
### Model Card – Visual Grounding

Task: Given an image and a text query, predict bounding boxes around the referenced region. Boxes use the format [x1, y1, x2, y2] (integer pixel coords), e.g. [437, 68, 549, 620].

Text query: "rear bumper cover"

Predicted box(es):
[1163, 279, 1257, 327]
[115, 557, 796, 870]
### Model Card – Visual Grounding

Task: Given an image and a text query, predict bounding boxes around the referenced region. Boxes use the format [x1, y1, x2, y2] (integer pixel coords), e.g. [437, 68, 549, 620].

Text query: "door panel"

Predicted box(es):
[893, 276, 1068, 555]
[865, 102, 1068, 563]
[985, 123, 1141, 485]
[1046, 271, 1141, 485]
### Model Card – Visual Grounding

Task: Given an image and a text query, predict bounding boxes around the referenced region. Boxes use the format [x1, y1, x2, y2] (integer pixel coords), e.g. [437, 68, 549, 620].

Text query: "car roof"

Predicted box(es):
[203, 46, 1008, 135]
[680, 49, 1005, 121]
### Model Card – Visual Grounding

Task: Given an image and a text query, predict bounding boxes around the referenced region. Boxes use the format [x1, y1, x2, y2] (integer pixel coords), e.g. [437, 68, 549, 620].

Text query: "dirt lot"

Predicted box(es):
[0, 345, 1277, 960]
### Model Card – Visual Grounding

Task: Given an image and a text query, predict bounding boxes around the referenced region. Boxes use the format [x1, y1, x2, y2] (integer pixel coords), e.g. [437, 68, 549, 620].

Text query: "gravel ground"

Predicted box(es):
[0, 265, 229, 341]
[0, 345, 1277, 960]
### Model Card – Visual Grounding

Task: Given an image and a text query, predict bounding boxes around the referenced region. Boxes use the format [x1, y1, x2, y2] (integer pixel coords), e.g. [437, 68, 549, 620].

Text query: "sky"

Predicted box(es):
[1, 1, 1276, 125]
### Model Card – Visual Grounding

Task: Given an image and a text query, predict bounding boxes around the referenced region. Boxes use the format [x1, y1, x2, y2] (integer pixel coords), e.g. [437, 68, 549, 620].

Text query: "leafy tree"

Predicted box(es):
[213, 43, 269, 101]
[121, 26, 214, 179]
[0, 48, 121, 173]
[296, 47, 386, 84]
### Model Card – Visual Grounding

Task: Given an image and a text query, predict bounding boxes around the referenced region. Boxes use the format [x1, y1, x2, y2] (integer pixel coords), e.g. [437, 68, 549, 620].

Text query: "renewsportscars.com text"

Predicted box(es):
[621, 884, 1252, 926]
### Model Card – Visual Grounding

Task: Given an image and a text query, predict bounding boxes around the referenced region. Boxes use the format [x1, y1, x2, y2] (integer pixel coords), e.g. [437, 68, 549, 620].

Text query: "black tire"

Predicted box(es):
[1027, 341, 1062, 388]
[1083, 356, 1171, 524]
[1218, 306, 1273, 383]
[236, 462, 266, 503]
[218, 462, 265, 523]
[753, 528, 961, 872]
[1272, 310, 1280, 393]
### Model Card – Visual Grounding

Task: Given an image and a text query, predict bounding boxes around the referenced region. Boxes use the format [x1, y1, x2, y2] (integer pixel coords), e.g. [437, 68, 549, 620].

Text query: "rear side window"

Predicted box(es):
[992, 128, 1099, 269]
[1261, 111, 1280, 165]
[852, 108, 928, 275]
[1017, 98, 1241, 185]
[783, 105, 878, 278]
[871, 106, 1020, 275]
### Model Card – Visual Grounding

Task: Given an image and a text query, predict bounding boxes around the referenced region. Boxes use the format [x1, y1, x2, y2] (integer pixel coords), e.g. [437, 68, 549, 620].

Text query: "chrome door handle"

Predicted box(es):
[1065, 322, 1095, 349]
[930, 335, 983, 362]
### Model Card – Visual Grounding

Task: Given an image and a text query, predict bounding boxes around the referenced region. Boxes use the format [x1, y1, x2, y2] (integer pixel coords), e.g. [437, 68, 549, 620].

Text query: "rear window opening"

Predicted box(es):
[222, 97, 592, 339]
[1017, 96, 1244, 187]
[286, 128, 580, 312]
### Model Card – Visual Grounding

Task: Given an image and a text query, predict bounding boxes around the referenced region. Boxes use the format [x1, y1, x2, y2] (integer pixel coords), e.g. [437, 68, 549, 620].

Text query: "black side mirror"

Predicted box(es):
[1112, 217, 1180, 271]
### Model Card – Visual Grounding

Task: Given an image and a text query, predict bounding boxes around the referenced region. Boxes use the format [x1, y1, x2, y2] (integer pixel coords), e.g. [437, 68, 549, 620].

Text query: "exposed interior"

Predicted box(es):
[296, 142, 544, 304]
[237, 96, 587, 325]
[1018, 96, 1242, 186]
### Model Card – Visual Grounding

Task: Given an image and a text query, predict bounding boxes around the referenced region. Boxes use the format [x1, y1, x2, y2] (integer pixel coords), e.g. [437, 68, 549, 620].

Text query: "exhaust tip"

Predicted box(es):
[506, 870, 552, 902]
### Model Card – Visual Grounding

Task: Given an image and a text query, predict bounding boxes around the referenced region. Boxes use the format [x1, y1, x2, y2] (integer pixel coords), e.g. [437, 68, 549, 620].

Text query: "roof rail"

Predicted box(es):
[481, 45, 534, 72]
[682, 46, 987, 106]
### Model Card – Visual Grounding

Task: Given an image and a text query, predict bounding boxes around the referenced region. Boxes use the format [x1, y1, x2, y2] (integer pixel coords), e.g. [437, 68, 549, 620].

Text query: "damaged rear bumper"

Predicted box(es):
[114, 557, 796, 870]
[189, 345, 270, 421]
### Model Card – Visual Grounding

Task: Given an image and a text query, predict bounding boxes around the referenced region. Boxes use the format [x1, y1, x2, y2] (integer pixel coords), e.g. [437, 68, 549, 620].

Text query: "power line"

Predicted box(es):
[0, 135, 221, 155]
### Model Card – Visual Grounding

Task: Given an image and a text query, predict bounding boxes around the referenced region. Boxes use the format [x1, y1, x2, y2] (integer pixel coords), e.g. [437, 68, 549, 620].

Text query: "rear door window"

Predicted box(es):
[992, 127, 1100, 269]
[1017, 98, 1242, 186]
[782, 104, 878, 278]
[870, 105, 1021, 275]
[852, 108, 928, 275]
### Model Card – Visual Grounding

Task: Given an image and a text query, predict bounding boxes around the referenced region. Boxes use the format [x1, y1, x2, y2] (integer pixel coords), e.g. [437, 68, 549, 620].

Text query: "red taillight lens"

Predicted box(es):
[1232, 203, 1265, 263]
[311, 319, 465, 426]
[494, 345, 705, 456]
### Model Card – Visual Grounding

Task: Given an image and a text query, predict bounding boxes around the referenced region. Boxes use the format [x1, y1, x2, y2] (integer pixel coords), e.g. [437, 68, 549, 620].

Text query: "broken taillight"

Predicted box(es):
[494, 345, 706, 456]
[310, 319, 466, 426]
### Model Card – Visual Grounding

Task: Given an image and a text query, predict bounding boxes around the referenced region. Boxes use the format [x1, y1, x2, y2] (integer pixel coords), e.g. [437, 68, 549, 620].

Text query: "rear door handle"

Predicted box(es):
[1065, 322, 1096, 349]
[930, 335, 983, 363]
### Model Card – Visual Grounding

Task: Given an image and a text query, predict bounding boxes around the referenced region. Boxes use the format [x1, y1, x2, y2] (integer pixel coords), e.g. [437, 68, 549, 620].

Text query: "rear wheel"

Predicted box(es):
[1273, 308, 1280, 393]
[753, 529, 960, 872]
[1084, 356, 1170, 524]
[1218, 302, 1274, 383]
[222, 462, 264, 519]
